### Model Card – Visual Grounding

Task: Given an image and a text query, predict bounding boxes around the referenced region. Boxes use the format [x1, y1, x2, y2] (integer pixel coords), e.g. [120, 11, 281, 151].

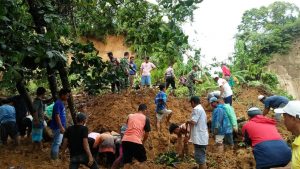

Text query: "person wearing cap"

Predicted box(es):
[242, 107, 291, 169]
[209, 97, 233, 147]
[218, 99, 238, 136]
[186, 65, 202, 98]
[61, 113, 99, 169]
[212, 74, 233, 105]
[122, 104, 151, 164]
[50, 88, 70, 160]
[206, 91, 221, 107]
[258, 95, 289, 121]
[186, 96, 209, 169]
[169, 123, 190, 157]
[155, 84, 172, 131]
[107, 52, 121, 93]
[140, 57, 156, 88]
[274, 101, 300, 168]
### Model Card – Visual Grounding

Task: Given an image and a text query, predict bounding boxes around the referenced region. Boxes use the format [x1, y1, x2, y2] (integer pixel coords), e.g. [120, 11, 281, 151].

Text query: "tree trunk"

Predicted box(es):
[26, 0, 47, 34]
[46, 65, 58, 101]
[57, 63, 77, 124]
[16, 80, 34, 115]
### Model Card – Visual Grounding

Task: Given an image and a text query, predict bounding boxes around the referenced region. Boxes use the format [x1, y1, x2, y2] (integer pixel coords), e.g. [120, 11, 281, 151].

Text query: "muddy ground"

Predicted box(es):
[0, 86, 292, 169]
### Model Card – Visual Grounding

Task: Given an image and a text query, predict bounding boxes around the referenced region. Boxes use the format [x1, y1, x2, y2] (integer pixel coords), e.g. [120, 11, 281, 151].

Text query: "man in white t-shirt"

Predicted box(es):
[140, 57, 156, 88]
[186, 96, 209, 169]
[212, 74, 233, 105]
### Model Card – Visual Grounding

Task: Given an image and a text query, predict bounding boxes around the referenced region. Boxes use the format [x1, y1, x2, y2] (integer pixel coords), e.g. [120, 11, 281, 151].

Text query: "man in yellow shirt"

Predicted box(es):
[275, 101, 300, 168]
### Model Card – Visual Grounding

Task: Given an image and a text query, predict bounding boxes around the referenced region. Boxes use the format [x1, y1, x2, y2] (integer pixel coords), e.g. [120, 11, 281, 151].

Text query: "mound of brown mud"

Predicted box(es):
[0, 87, 290, 169]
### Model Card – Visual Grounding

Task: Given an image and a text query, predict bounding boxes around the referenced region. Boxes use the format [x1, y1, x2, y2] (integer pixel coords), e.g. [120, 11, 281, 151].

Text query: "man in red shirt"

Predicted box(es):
[242, 107, 291, 169]
[122, 104, 151, 164]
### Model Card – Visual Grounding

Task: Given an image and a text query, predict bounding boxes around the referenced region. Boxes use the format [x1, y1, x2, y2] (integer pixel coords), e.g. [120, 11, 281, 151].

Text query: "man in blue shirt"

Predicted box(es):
[50, 88, 70, 160]
[129, 56, 137, 89]
[258, 95, 289, 121]
[210, 97, 233, 150]
[0, 101, 19, 145]
[155, 84, 172, 131]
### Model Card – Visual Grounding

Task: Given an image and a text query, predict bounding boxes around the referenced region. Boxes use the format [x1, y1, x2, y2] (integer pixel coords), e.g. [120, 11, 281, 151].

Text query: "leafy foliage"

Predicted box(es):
[155, 151, 180, 167]
[233, 1, 300, 92]
[69, 42, 109, 94]
[234, 2, 300, 70]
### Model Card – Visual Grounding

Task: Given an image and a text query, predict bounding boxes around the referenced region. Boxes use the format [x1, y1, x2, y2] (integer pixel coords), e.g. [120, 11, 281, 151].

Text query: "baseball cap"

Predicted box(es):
[274, 101, 300, 118]
[247, 107, 262, 118]
[211, 74, 219, 79]
[258, 95, 265, 101]
[76, 112, 87, 123]
[209, 97, 218, 103]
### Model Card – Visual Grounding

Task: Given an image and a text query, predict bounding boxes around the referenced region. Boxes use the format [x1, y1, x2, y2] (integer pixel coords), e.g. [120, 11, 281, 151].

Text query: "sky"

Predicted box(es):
[181, 0, 300, 66]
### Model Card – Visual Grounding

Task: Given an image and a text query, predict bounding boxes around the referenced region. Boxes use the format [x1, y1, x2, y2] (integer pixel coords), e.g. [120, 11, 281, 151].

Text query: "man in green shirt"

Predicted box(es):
[120, 52, 130, 89]
[186, 65, 202, 98]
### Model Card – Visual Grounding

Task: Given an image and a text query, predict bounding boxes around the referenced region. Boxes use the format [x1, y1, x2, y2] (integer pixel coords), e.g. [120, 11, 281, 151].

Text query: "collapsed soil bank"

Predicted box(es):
[0, 87, 291, 168]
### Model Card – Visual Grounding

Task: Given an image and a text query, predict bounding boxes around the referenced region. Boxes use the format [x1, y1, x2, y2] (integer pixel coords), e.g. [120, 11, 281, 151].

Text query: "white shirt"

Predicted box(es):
[141, 62, 156, 76]
[217, 78, 233, 98]
[165, 67, 175, 77]
[190, 104, 209, 145]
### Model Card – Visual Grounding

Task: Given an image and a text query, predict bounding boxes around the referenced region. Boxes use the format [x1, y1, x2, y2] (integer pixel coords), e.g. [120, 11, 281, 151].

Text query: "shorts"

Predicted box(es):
[141, 76, 151, 86]
[32, 122, 44, 142]
[122, 141, 147, 164]
[156, 109, 172, 121]
[194, 144, 207, 164]
[215, 135, 224, 144]
[0, 121, 18, 143]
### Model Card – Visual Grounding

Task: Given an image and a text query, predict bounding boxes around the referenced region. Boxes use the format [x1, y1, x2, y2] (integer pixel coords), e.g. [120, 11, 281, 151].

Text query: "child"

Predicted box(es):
[169, 123, 190, 157]
[155, 84, 172, 130]
[32, 87, 47, 151]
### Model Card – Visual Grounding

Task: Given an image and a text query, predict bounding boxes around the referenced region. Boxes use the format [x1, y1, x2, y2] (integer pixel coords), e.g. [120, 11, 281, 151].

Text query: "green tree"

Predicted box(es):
[234, 1, 300, 82]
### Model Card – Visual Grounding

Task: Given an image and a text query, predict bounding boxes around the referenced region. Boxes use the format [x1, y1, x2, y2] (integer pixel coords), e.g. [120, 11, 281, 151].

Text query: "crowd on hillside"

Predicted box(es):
[1, 53, 300, 169]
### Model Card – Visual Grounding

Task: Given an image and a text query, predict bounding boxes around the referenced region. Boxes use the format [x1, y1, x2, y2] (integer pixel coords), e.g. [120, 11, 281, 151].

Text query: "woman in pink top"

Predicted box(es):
[242, 107, 291, 169]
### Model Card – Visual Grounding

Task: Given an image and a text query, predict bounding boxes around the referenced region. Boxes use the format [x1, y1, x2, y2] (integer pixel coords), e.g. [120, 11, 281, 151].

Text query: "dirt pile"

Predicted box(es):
[268, 38, 300, 99]
[0, 86, 290, 169]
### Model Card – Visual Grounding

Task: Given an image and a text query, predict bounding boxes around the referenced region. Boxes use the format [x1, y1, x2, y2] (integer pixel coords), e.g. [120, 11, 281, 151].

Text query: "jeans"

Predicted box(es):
[194, 144, 207, 165]
[224, 133, 234, 145]
[224, 95, 232, 106]
[70, 154, 99, 169]
[51, 129, 63, 160]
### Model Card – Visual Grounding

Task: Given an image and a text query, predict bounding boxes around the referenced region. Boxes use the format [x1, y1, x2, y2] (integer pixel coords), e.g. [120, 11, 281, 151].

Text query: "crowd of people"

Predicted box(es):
[1, 55, 300, 169]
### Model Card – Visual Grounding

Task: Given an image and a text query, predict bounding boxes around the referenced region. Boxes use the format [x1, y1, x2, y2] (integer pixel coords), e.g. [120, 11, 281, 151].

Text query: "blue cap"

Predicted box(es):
[209, 97, 218, 103]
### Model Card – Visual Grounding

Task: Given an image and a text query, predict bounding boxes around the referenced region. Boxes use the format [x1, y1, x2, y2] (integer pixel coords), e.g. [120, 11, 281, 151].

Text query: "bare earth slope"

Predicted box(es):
[268, 38, 300, 99]
[0, 87, 291, 169]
